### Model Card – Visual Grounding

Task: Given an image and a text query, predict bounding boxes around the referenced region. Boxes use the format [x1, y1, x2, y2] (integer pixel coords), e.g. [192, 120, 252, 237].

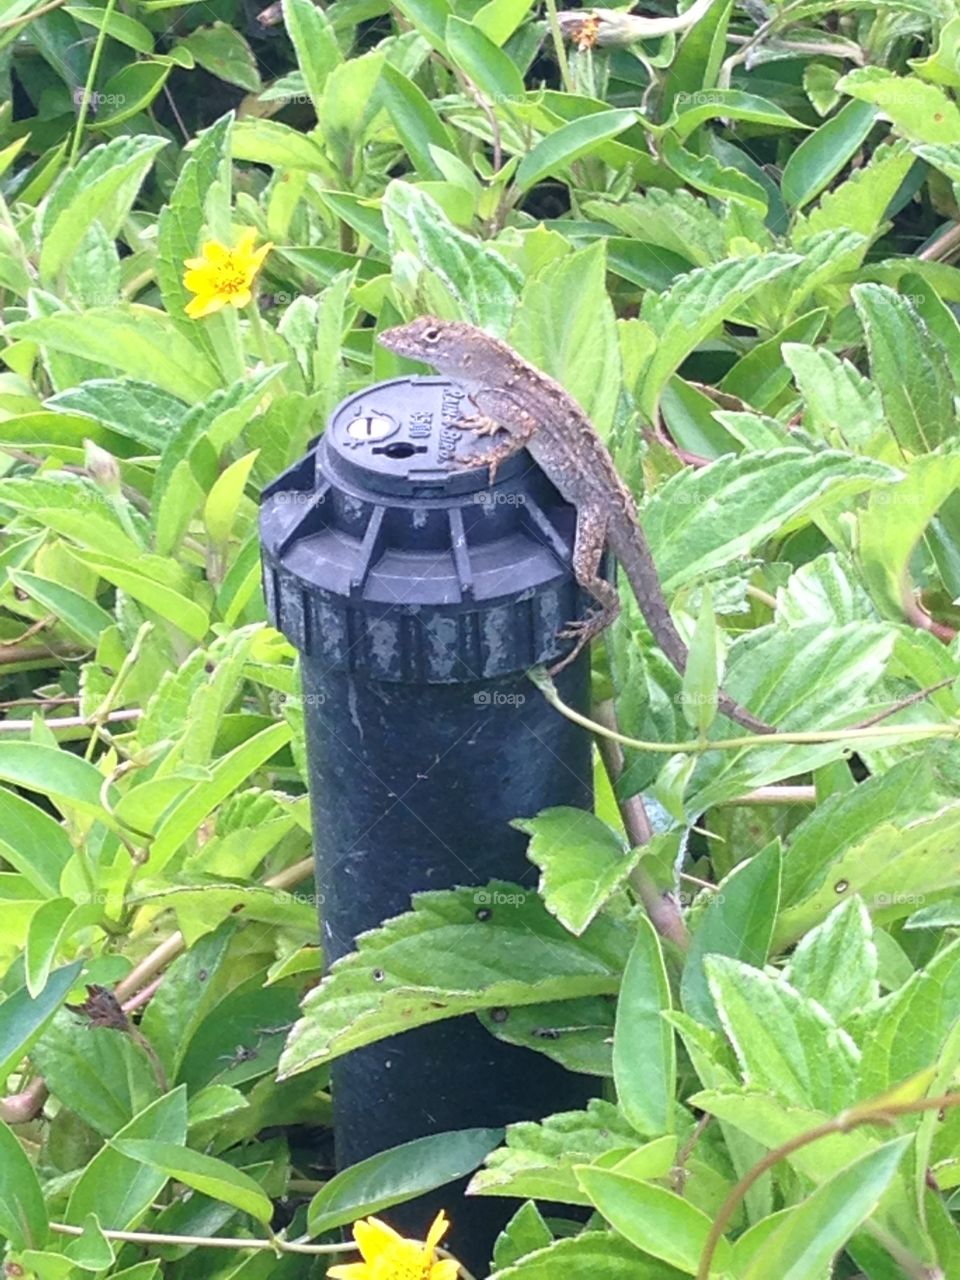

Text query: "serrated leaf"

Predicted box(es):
[489, 1232, 681, 1279]
[645, 447, 897, 591]
[514, 808, 638, 935]
[852, 283, 956, 453]
[280, 885, 630, 1077]
[662, 133, 767, 212]
[785, 898, 878, 1022]
[637, 254, 801, 418]
[783, 342, 885, 448]
[469, 1100, 649, 1204]
[508, 241, 620, 435]
[793, 139, 914, 242]
[39, 136, 167, 281]
[706, 956, 859, 1111]
[839, 66, 960, 144]
[681, 842, 781, 1029]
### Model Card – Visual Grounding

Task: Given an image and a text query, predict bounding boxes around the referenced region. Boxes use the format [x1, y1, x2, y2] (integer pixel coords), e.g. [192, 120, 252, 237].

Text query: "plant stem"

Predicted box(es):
[530, 668, 960, 755]
[0, 0, 66, 30]
[697, 1091, 960, 1280]
[68, 0, 119, 164]
[543, 0, 574, 94]
[0, 708, 140, 733]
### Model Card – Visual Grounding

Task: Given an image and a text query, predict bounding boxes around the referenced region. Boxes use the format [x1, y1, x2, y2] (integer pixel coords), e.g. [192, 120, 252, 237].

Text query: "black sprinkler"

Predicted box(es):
[260, 375, 596, 1270]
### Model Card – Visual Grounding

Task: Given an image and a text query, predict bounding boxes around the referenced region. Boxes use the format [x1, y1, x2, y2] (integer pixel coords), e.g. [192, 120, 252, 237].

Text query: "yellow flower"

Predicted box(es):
[182, 228, 272, 319]
[328, 1210, 460, 1280]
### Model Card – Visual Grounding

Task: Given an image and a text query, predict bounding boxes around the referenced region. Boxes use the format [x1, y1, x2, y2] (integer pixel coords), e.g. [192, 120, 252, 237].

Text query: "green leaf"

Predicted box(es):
[492, 1202, 552, 1272]
[446, 17, 524, 102]
[7, 306, 218, 401]
[514, 807, 638, 936]
[613, 915, 675, 1137]
[719, 308, 827, 410]
[473, 0, 534, 44]
[781, 100, 876, 208]
[203, 450, 259, 548]
[669, 88, 808, 140]
[508, 240, 620, 435]
[0, 1119, 48, 1249]
[47, 379, 187, 450]
[25, 898, 102, 996]
[645, 448, 896, 592]
[859, 451, 960, 621]
[0, 790, 74, 897]
[64, 4, 153, 50]
[308, 1129, 502, 1234]
[783, 342, 885, 447]
[575, 1166, 732, 1275]
[112, 1142, 273, 1223]
[63, 1214, 114, 1271]
[139, 924, 235, 1080]
[858, 936, 960, 1095]
[785, 898, 878, 1023]
[32, 1012, 159, 1136]
[0, 961, 84, 1088]
[681, 587, 720, 735]
[793, 139, 914, 242]
[39, 136, 167, 281]
[176, 24, 261, 91]
[637, 253, 801, 419]
[470, 1101, 660, 1204]
[66, 1089, 188, 1229]
[9, 570, 113, 647]
[384, 181, 521, 332]
[852, 283, 956, 453]
[740, 1138, 912, 1280]
[493, 1232, 682, 1278]
[281, 0, 341, 107]
[380, 63, 456, 179]
[681, 842, 781, 1029]
[280, 884, 630, 1077]
[148, 722, 291, 872]
[706, 956, 859, 1111]
[94, 63, 170, 126]
[155, 113, 233, 359]
[661, 133, 767, 213]
[839, 66, 960, 144]
[69, 549, 211, 641]
[516, 109, 639, 193]
[0, 744, 110, 818]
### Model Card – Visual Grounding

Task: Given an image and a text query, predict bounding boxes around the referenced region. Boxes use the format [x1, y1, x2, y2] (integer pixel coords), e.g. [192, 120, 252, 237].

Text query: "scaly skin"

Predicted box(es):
[378, 316, 773, 735]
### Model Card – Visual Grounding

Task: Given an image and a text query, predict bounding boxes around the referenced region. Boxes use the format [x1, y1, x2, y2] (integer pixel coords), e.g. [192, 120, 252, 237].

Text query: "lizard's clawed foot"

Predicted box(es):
[456, 412, 502, 438]
[548, 610, 613, 674]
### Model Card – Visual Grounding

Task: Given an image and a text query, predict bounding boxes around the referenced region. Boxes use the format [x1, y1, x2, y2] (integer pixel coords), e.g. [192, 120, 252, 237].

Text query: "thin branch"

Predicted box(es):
[593, 700, 689, 950]
[851, 677, 956, 731]
[0, 708, 141, 733]
[0, 643, 87, 667]
[697, 1091, 960, 1280]
[0, 0, 66, 30]
[722, 785, 817, 805]
[530, 668, 960, 755]
[113, 856, 315, 1003]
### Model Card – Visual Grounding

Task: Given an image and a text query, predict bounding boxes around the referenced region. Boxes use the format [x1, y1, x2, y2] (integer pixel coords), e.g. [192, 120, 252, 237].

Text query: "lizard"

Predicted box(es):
[378, 316, 775, 736]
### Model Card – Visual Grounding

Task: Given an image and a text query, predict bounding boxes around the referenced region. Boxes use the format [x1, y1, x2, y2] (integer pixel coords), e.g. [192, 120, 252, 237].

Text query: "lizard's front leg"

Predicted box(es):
[550, 504, 620, 675]
[455, 389, 538, 484]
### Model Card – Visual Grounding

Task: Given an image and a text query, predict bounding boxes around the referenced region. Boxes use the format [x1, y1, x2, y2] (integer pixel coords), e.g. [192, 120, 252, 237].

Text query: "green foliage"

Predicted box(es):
[4, 0, 960, 1274]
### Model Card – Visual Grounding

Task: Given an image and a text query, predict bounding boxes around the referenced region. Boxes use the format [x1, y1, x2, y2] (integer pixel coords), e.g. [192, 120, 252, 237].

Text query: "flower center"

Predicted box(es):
[374, 1247, 433, 1280]
[214, 258, 248, 294]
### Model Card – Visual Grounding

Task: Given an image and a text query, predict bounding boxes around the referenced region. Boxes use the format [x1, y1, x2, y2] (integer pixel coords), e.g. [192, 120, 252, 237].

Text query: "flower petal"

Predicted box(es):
[228, 288, 252, 309]
[185, 292, 225, 319]
[431, 1260, 461, 1280]
[200, 239, 230, 264]
[327, 1264, 370, 1279]
[424, 1211, 450, 1253]
[354, 1216, 402, 1262]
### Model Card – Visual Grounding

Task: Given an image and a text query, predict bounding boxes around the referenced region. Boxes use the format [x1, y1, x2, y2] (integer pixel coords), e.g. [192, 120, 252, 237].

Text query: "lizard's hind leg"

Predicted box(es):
[549, 505, 620, 675]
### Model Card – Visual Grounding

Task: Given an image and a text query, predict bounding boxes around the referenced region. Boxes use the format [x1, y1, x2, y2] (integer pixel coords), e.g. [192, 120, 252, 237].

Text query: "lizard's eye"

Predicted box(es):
[422, 326, 441, 342]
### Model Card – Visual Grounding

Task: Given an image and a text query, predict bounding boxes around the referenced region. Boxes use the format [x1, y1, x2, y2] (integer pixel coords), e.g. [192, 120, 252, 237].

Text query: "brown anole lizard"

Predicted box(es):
[378, 316, 774, 735]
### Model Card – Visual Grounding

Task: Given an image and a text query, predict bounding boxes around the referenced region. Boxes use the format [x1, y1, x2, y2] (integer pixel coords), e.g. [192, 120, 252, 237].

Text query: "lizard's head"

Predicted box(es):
[378, 316, 488, 381]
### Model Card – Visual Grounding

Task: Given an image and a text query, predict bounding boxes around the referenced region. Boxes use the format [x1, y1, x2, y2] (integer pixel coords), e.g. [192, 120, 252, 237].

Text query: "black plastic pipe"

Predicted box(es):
[260, 376, 596, 1270]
